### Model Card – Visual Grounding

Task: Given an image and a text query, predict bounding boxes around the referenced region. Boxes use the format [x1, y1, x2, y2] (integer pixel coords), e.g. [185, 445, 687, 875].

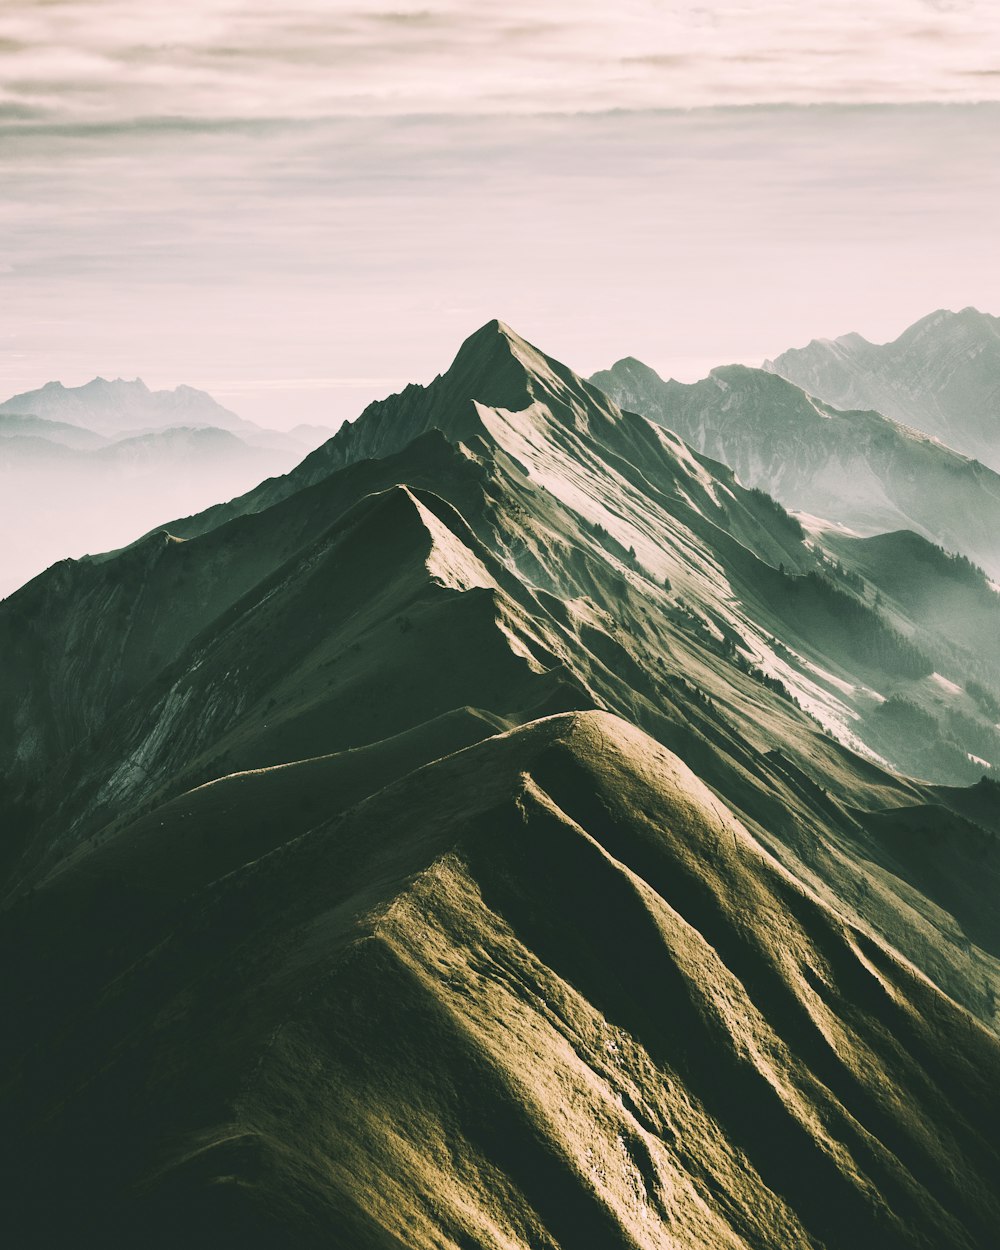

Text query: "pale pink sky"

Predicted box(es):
[0, 3, 998, 426]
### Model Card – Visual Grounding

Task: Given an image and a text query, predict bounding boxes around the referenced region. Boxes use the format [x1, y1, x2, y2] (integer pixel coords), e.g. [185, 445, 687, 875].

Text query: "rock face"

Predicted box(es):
[2, 322, 999, 1250]
[763, 307, 1000, 471]
[590, 356, 1000, 579]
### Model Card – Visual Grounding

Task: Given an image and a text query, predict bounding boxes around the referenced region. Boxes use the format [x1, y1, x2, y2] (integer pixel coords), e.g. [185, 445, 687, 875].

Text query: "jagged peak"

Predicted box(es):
[448, 317, 534, 371]
[596, 356, 666, 384]
[440, 318, 570, 413]
[898, 305, 999, 343]
[79, 375, 148, 390]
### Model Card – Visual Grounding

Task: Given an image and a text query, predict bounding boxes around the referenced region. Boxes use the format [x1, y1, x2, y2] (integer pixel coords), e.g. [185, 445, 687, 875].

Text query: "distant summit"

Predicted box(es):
[0, 375, 333, 454]
[764, 307, 1000, 470]
[0, 376, 243, 437]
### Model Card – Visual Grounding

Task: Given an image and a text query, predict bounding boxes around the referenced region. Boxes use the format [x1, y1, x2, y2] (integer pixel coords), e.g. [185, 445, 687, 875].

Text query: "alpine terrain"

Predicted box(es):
[2, 323, 998, 1250]
[763, 308, 1000, 472]
[590, 356, 1000, 579]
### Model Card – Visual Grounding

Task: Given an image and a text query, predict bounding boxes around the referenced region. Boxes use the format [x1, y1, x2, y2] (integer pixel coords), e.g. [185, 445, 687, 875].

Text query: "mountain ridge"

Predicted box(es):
[0, 374, 333, 455]
[2, 318, 999, 1249]
[763, 307, 1000, 470]
[590, 354, 1000, 579]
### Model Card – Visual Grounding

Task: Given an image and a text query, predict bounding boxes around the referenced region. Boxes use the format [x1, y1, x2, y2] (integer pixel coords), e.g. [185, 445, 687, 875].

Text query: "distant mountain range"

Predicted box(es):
[0, 378, 338, 598]
[591, 345, 1000, 579]
[0, 376, 330, 453]
[763, 307, 1000, 471]
[2, 320, 998, 1249]
[0, 412, 110, 450]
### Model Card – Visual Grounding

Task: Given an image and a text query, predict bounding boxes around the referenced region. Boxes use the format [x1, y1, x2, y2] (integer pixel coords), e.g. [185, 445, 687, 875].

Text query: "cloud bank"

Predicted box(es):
[0, 1, 998, 123]
[1, 103, 998, 426]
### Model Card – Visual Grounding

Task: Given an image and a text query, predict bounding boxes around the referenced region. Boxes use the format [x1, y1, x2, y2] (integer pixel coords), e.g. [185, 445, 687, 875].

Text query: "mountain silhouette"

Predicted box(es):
[2, 322, 998, 1250]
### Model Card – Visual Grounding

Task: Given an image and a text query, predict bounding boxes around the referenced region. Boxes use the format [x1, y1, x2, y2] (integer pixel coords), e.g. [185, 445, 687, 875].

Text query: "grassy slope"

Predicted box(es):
[4, 714, 998, 1249]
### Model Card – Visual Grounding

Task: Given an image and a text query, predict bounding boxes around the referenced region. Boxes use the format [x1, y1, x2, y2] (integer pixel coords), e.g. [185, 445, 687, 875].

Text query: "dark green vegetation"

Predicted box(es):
[2, 323, 999, 1248]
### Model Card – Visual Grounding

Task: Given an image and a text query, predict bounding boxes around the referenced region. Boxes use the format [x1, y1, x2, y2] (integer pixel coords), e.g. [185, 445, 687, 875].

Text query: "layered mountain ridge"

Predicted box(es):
[2, 321, 999, 1249]
[763, 307, 1000, 471]
[0, 375, 293, 448]
[0, 378, 339, 599]
[590, 356, 1000, 579]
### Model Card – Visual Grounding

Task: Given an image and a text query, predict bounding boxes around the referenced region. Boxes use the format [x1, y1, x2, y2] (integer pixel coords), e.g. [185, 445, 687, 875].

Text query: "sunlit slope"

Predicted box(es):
[114, 321, 1000, 783]
[4, 713, 998, 1250]
[3, 323, 998, 1011]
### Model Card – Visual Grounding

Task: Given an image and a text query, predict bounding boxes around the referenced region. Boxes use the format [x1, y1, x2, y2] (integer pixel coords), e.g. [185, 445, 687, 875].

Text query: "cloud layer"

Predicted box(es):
[1, 103, 998, 425]
[1, 1, 998, 122]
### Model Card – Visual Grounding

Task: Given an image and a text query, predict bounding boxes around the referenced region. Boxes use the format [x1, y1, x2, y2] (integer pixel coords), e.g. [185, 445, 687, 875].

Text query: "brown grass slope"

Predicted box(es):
[3, 713, 998, 1249]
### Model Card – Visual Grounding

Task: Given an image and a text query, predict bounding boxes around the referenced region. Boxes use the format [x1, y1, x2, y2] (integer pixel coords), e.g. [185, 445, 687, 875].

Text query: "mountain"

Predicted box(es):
[590, 358, 1000, 579]
[0, 376, 245, 434]
[764, 308, 1000, 471]
[2, 322, 998, 1250]
[0, 376, 310, 453]
[0, 412, 109, 450]
[0, 426, 298, 599]
[288, 421, 339, 449]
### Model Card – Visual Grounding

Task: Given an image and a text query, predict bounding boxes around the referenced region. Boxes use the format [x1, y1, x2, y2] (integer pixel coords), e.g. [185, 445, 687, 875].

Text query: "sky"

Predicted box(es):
[1, 2, 999, 427]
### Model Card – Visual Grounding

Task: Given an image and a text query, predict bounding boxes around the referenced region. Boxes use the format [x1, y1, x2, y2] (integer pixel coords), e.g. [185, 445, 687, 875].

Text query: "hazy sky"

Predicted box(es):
[1, 2, 998, 426]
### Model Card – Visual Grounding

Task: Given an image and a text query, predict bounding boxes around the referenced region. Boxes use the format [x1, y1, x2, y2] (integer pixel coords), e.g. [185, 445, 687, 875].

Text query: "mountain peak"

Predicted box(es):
[443, 318, 548, 412]
[895, 306, 999, 346]
[450, 317, 530, 366]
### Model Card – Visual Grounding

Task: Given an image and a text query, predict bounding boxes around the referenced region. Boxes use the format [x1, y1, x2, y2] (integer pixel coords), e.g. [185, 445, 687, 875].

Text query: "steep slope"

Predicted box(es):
[2, 321, 999, 1250]
[823, 531, 1000, 684]
[764, 307, 1000, 471]
[590, 358, 1000, 578]
[4, 714, 998, 1250]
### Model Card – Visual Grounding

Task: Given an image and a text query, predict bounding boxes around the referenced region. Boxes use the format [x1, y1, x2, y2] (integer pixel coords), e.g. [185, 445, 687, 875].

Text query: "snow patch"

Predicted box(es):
[930, 672, 963, 697]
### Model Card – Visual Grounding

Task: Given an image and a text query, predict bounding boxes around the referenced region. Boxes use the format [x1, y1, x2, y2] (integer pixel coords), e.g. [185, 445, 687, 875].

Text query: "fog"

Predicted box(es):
[0, 435, 296, 599]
